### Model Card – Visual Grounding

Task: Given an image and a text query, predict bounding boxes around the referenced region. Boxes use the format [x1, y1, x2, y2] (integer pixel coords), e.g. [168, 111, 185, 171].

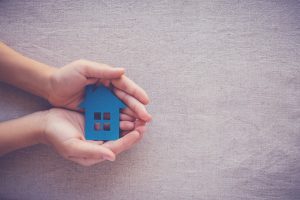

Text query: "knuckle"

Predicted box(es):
[131, 87, 138, 97]
[118, 140, 127, 151]
[63, 147, 73, 157]
[63, 141, 76, 156]
[132, 103, 139, 113]
[101, 63, 111, 69]
[119, 77, 128, 90]
[76, 59, 87, 64]
[116, 89, 127, 99]
[72, 59, 89, 69]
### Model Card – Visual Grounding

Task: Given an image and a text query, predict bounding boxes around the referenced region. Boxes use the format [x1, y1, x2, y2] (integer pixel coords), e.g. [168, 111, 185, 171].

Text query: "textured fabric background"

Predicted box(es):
[0, 1, 299, 199]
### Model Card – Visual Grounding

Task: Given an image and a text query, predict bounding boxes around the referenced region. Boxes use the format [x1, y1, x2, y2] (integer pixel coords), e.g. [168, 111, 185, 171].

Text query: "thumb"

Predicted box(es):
[77, 60, 125, 79]
[64, 138, 116, 161]
[103, 130, 141, 155]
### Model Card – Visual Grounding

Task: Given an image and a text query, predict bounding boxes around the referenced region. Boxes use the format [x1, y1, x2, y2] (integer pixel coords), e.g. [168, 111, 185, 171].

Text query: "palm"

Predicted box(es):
[44, 108, 86, 152]
[43, 108, 146, 166]
[44, 108, 115, 166]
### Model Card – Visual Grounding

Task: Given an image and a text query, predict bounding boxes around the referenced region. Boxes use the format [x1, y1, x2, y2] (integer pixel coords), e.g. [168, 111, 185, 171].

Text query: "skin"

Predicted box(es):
[0, 42, 151, 166]
[0, 109, 146, 166]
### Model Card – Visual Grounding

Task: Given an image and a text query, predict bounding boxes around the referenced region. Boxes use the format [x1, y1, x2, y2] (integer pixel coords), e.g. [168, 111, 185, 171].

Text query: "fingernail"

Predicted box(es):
[104, 156, 115, 161]
[146, 114, 152, 122]
[116, 68, 125, 72]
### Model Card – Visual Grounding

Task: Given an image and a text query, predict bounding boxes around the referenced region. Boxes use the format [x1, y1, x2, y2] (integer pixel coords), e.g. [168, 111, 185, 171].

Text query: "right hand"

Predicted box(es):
[42, 108, 147, 166]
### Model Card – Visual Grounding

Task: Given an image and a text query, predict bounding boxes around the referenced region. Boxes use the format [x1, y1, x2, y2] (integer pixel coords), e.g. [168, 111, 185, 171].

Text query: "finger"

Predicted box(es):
[112, 75, 150, 104]
[101, 79, 111, 87]
[121, 121, 147, 137]
[135, 125, 147, 136]
[120, 113, 135, 121]
[121, 131, 130, 137]
[133, 120, 147, 139]
[64, 138, 115, 161]
[76, 60, 125, 79]
[132, 122, 146, 140]
[121, 108, 138, 118]
[114, 88, 152, 122]
[135, 120, 147, 134]
[68, 156, 104, 167]
[120, 121, 135, 131]
[102, 130, 142, 155]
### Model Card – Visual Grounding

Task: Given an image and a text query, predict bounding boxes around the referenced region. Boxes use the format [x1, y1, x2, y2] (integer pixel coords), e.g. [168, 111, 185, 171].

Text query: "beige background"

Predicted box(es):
[0, 1, 300, 199]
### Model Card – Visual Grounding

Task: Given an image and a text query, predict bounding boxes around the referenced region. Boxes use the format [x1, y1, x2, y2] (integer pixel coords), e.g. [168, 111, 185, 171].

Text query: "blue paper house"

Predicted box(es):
[79, 84, 126, 141]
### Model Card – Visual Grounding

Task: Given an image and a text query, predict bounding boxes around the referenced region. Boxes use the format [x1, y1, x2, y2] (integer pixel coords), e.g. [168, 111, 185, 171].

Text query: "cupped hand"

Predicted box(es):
[42, 108, 146, 166]
[47, 60, 152, 121]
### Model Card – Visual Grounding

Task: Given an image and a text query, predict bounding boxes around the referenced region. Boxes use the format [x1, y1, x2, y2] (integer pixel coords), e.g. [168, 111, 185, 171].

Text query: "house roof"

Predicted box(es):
[79, 84, 126, 110]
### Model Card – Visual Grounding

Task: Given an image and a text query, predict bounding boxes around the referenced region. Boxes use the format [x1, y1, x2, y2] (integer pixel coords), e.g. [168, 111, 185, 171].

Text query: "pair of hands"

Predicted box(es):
[42, 60, 151, 166]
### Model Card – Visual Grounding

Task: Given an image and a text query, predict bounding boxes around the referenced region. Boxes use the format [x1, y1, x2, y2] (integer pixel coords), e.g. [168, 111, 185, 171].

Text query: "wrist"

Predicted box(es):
[30, 110, 50, 145]
[44, 66, 58, 102]
[0, 42, 58, 100]
[0, 110, 50, 156]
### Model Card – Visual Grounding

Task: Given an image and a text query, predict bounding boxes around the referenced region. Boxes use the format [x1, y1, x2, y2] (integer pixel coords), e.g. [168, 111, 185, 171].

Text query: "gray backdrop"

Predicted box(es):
[0, 0, 300, 199]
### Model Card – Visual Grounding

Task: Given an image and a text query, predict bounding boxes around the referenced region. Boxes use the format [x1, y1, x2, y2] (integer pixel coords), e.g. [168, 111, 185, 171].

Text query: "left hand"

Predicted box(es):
[47, 59, 152, 122]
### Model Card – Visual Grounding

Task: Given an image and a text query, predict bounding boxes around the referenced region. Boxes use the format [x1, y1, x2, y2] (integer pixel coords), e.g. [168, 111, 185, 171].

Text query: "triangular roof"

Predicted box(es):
[79, 84, 126, 110]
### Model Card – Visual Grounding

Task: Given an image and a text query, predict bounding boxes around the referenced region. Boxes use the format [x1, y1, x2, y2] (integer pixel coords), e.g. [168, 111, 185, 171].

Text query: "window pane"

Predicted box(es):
[94, 122, 101, 131]
[94, 112, 101, 120]
[103, 112, 110, 120]
[103, 123, 110, 131]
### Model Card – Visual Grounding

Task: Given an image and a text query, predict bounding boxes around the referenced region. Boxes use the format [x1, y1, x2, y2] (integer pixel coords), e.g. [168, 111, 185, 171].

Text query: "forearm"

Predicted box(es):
[0, 42, 56, 99]
[0, 111, 47, 156]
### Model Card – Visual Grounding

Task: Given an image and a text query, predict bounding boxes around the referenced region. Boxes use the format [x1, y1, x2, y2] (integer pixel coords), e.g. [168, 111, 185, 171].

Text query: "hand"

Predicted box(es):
[47, 59, 152, 122]
[42, 108, 146, 166]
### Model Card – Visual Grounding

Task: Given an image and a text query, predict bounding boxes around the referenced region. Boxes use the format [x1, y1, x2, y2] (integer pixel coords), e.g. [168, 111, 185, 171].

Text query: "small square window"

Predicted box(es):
[94, 112, 101, 120]
[103, 123, 110, 131]
[94, 122, 101, 131]
[103, 112, 111, 120]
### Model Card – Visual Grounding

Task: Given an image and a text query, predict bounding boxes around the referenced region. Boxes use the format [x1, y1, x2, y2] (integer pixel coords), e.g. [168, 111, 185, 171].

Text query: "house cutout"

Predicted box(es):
[79, 84, 126, 141]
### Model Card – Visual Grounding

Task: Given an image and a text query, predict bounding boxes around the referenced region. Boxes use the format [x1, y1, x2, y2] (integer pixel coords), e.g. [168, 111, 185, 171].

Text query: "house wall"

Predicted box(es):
[0, 1, 300, 200]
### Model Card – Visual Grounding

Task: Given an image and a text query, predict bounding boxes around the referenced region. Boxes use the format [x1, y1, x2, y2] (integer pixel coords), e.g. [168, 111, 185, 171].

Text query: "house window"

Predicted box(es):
[94, 122, 101, 130]
[103, 112, 110, 120]
[103, 123, 110, 131]
[94, 112, 101, 120]
[93, 112, 111, 131]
